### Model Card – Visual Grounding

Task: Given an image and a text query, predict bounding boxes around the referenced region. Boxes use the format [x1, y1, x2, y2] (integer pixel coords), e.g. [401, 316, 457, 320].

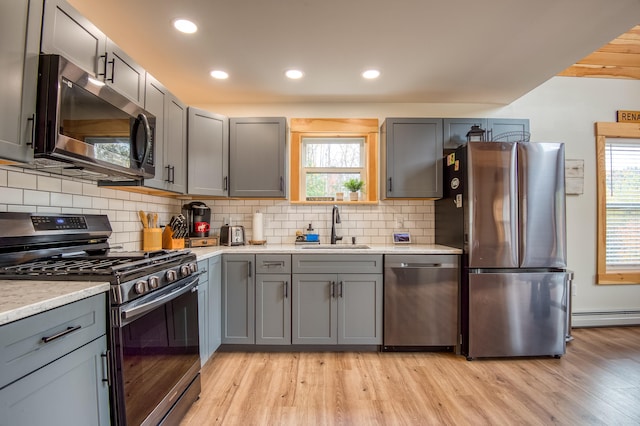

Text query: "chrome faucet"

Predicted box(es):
[331, 205, 342, 244]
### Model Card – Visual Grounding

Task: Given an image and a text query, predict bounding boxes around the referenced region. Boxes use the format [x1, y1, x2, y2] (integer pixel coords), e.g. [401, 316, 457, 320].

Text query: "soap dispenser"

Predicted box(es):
[305, 223, 319, 242]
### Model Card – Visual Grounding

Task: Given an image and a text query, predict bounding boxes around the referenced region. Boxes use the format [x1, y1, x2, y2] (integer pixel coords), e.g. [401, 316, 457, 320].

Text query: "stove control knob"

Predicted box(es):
[189, 263, 198, 273]
[148, 276, 160, 289]
[180, 265, 191, 277]
[134, 280, 147, 294]
[166, 269, 178, 282]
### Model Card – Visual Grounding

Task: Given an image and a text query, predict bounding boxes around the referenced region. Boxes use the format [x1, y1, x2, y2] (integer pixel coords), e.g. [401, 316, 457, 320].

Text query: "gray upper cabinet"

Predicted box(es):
[229, 117, 287, 198]
[188, 107, 229, 196]
[443, 118, 488, 154]
[143, 75, 187, 193]
[41, 0, 145, 106]
[221, 254, 255, 344]
[0, 0, 43, 163]
[487, 118, 530, 141]
[381, 118, 443, 199]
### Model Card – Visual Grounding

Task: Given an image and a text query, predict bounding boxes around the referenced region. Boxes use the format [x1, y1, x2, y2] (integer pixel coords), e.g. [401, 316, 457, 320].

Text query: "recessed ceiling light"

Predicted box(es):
[285, 69, 304, 79]
[173, 19, 197, 34]
[362, 69, 381, 79]
[210, 70, 229, 80]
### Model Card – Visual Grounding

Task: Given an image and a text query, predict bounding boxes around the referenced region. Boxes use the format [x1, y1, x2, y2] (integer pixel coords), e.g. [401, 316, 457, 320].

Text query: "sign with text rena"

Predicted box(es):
[617, 110, 640, 123]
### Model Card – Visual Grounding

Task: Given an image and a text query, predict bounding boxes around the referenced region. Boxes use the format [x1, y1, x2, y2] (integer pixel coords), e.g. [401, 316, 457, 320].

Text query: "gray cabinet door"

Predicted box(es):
[222, 254, 255, 344]
[381, 118, 443, 198]
[197, 266, 209, 367]
[142, 74, 167, 190]
[106, 39, 145, 106]
[229, 117, 287, 198]
[292, 274, 337, 344]
[41, 0, 106, 77]
[0, 336, 110, 426]
[143, 75, 187, 193]
[165, 94, 187, 193]
[208, 256, 222, 353]
[443, 118, 487, 154]
[487, 118, 530, 141]
[338, 274, 383, 345]
[0, 0, 42, 163]
[188, 107, 229, 196]
[256, 273, 291, 345]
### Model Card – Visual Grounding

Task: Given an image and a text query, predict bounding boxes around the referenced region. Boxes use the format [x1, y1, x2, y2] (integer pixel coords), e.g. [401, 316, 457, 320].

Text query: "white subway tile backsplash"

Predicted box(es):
[8, 171, 37, 189]
[0, 187, 23, 204]
[37, 176, 62, 192]
[61, 180, 83, 195]
[72, 195, 92, 208]
[0, 169, 7, 185]
[51, 192, 73, 207]
[23, 190, 50, 206]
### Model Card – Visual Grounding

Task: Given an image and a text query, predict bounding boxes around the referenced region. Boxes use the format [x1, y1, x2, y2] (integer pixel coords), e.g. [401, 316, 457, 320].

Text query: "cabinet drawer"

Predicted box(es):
[255, 254, 291, 274]
[0, 293, 106, 389]
[292, 254, 383, 274]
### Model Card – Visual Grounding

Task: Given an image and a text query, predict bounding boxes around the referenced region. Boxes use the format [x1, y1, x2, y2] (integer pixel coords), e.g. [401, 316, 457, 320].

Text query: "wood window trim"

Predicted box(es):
[595, 121, 640, 284]
[289, 118, 379, 204]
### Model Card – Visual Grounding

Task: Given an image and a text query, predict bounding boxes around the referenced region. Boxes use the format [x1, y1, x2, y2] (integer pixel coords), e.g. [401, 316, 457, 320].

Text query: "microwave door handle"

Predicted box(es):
[137, 113, 152, 168]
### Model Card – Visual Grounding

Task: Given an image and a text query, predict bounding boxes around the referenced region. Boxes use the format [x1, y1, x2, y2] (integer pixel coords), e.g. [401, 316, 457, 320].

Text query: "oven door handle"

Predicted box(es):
[121, 277, 199, 322]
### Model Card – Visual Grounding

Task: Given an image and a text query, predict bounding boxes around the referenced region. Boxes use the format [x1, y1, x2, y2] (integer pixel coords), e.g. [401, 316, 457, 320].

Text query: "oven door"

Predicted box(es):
[110, 275, 200, 426]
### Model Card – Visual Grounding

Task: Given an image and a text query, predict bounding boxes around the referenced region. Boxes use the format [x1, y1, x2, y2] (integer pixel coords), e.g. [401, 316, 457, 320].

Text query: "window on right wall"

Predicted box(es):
[595, 122, 640, 284]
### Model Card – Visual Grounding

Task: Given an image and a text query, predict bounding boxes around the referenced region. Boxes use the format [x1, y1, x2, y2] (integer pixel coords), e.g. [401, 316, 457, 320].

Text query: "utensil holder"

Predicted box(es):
[142, 228, 162, 251]
[162, 226, 185, 249]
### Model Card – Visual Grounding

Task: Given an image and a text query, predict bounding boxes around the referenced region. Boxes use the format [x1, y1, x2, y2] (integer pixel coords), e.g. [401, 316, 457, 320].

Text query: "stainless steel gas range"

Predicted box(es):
[0, 212, 201, 426]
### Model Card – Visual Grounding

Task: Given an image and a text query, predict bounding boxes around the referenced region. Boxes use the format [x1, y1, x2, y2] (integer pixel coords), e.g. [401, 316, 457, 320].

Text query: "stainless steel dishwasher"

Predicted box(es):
[383, 254, 459, 350]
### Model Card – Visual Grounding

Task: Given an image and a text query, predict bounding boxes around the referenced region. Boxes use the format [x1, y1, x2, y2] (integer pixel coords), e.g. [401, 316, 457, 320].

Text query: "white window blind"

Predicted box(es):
[605, 142, 640, 269]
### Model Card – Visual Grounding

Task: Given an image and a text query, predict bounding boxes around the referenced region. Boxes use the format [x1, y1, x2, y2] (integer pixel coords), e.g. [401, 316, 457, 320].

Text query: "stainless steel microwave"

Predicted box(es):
[34, 54, 155, 181]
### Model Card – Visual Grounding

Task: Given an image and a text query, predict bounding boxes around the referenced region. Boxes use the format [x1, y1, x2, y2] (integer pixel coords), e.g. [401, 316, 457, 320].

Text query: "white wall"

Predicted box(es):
[196, 76, 640, 324]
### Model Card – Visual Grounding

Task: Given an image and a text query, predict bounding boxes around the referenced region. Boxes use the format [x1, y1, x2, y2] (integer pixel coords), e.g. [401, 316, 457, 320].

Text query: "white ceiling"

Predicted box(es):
[68, 0, 640, 106]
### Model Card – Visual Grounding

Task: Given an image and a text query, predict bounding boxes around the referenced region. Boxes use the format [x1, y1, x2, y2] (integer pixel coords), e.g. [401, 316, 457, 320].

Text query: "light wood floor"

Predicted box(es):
[181, 327, 640, 425]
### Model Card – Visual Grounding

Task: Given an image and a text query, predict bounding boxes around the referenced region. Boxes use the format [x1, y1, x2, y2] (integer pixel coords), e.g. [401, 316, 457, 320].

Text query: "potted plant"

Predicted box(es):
[344, 178, 364, 201]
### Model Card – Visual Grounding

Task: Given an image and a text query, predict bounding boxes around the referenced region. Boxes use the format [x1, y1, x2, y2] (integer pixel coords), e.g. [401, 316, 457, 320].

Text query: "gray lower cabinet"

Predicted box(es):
[229, 117, 287, 198]
[188, 107, 229, 196]
[0, 293, 109, 426]
[0, 0, 42, 163]
[222, 254, 255, 344]
[291, 254, 383, 345]
[41, 0, 145, 106]
[199, 256, 222, 365]
[255, 254, 292, 345]
[380, 118, 443, 199]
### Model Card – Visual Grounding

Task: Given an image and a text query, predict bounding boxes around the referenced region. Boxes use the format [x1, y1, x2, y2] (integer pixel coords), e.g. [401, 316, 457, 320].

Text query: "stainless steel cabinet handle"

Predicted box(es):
[41, 325, 81, 344]
[262, 261, 284, 267]
[107, 58, 115, 83]
[26, 114, 35, 147]
[284, 281, 288, 298]
[101, 350, 111, 386]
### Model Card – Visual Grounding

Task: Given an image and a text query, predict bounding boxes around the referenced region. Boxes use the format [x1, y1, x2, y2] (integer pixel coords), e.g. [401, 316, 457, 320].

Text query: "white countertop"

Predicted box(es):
[188, 243, 461, 261]
[0, 280, 110, 326]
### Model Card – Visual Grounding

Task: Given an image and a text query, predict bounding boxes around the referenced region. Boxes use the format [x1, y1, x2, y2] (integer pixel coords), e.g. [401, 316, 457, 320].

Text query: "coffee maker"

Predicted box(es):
[182, 201, 211, 238]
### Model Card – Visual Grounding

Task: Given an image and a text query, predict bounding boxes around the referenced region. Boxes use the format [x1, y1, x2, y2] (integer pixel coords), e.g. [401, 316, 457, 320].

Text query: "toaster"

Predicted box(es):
[219, 225, 246, 246]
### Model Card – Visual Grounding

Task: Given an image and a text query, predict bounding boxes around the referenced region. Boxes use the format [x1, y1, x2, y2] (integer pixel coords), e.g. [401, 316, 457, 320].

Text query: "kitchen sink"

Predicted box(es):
[299, 244, 370, 249]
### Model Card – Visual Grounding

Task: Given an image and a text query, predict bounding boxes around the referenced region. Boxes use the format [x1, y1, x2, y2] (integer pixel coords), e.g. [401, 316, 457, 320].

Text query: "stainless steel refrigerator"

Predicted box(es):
[435, 141, 569, 359]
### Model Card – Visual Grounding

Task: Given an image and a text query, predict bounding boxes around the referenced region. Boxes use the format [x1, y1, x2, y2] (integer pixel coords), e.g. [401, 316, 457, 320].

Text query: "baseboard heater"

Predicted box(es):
[572, 310, 640, 327]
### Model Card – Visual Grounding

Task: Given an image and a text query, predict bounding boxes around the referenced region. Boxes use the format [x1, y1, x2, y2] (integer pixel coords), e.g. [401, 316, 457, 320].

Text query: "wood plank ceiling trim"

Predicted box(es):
[558, 25, 640, 80]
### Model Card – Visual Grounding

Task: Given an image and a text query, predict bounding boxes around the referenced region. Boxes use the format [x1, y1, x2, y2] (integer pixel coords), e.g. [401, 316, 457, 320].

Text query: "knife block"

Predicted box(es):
[162, 226, 185, 250]
[142, 228, 163, 251]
